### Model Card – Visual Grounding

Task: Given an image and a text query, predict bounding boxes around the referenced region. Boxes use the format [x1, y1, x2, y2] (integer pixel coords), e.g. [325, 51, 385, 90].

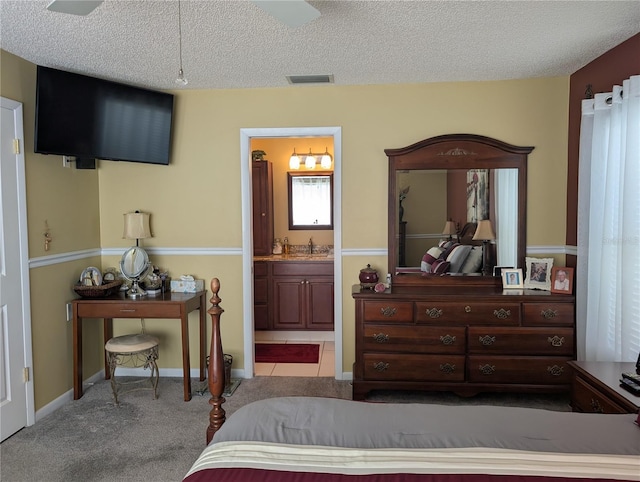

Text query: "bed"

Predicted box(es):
[190, 279, 640, 481]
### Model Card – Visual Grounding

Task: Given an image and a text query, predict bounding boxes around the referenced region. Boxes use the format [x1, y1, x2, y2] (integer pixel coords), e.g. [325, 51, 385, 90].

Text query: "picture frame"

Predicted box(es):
[501, 268, 523, 289]
[524, 257, 554, 291]
[550, 266, 574, 294]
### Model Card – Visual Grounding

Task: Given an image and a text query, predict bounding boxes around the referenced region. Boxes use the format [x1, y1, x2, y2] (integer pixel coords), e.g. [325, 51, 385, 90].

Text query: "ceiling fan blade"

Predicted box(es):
[252, 0, 320, 28]
[46, 0, 103, 16]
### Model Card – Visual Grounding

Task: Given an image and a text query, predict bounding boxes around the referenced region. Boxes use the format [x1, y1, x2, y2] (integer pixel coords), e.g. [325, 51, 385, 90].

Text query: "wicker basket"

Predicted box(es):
[74, 280, 123, 298]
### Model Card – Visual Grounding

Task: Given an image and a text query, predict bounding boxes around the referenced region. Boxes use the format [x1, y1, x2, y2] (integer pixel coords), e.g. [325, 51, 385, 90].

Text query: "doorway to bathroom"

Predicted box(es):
[240, 127, 343, 380]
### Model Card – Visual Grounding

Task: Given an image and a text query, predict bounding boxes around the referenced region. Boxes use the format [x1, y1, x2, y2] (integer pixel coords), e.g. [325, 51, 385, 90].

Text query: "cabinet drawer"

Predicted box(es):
[272, 261, 332, 276]
[363, 354, 465, 381]
[363, 325, 465, 353]
[77, 303, 181, 318]
[363, 301, 413, 323]
[571, 376, 627, 413]
[467, 356, 572, 384]
[523, 303, 574, 326]
[415, 302, 520, 325]
[467, 327, 574, 355]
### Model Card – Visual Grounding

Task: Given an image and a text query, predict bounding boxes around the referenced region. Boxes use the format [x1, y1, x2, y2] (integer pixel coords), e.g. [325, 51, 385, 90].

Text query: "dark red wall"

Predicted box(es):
[565, 33, 640, 266]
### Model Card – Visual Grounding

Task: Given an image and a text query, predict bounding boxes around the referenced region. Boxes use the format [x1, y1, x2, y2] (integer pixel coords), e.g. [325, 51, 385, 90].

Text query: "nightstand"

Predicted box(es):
[568, 360, 639, 414]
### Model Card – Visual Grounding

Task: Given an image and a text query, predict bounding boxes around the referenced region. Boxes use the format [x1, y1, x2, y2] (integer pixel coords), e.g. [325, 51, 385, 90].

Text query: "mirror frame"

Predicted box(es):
[386, 134, 533, 287]
[288, 172, 334, 230]
[120, 246, 151, 280]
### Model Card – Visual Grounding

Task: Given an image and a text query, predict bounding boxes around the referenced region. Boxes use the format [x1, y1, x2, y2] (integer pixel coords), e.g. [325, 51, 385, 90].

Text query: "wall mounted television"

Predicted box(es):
[35, 65, 174, 166]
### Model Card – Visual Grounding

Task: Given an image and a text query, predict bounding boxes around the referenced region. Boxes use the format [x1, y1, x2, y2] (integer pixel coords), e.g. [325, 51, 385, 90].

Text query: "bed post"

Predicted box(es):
[206, 278, 226, 444]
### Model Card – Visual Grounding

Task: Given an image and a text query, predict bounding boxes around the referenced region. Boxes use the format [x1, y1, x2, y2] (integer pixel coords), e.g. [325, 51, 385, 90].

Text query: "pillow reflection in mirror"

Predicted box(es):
[447, 245, 472, 273]
[421, 247, 443, 272]
[460, 246, 483, 273]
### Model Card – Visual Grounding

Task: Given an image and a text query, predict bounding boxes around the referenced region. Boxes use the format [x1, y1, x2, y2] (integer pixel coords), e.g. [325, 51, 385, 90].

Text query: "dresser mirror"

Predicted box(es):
[386, 134, 533, 286]
[288, 172, 334, 230]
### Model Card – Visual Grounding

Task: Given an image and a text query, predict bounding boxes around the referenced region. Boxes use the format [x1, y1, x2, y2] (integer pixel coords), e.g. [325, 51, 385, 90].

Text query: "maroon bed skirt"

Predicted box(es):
[184, 468, 619, 482]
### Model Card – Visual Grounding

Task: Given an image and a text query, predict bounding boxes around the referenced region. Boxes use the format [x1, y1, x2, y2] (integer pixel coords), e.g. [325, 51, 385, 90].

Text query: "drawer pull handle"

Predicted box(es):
[541, 309, 558, 319]
[440, 334, 456, 345]
[439, 363, 456, 374]
[493, 308, 511, 319]
[372, 333, 389, 343]
[464, 305, 471, 313]
[120, 309, 136, 312]
[373, 362, 389, 372]
[479, 335, 496, 346]
[380, 307, 397, 317]
[590, 398, 604, 413]
[478, 364, 496, 375]
[547, 365, 564, 376]
[425, 308, 443, 318]
[547, 335, 565, 347]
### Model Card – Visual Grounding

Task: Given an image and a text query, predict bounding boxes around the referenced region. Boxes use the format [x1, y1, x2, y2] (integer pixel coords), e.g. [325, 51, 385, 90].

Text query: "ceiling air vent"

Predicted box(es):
[286, 74, 334, 85]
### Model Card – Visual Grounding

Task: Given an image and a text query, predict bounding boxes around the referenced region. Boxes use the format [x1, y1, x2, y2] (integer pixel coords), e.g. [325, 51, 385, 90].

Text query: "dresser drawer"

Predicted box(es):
[522, 303, 574, 326]
[467, 356, 573, 384]
[363, 301, 413, 323]
[363, 354, 465, 381]
[415, 302, 520, 325]
[272, 261, 333, 276]
[467, 327, 574, 355]
[363, 325, 465, 354]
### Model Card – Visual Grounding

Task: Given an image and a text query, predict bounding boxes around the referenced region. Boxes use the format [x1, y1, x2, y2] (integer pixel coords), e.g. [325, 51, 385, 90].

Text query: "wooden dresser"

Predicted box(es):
[352, 285, 575, 400]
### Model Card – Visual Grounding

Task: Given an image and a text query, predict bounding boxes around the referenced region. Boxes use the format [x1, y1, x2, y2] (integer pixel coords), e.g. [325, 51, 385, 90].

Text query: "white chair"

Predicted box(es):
[105, 333, 159, 404]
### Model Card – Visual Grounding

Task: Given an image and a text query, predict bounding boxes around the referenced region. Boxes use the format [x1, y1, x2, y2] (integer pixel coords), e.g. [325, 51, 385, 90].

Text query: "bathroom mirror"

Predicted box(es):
[288, 172, 333, 230]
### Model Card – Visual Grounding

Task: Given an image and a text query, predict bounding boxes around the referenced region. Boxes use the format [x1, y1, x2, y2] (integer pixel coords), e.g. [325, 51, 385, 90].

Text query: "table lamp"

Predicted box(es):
[121, 211, 152, 298]
[442, 220, 458, 242]
[472, 219, 495, 276]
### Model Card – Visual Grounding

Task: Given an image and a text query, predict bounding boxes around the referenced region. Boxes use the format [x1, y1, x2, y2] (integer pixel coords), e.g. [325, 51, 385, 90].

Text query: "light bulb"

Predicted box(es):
[176, 68, 188, 86]
[320, 152, 332, 169]
[289, 154, 300, 169]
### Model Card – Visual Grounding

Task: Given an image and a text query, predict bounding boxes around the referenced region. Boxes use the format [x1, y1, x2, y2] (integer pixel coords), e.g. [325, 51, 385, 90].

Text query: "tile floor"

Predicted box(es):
[254, 331, 334, 377]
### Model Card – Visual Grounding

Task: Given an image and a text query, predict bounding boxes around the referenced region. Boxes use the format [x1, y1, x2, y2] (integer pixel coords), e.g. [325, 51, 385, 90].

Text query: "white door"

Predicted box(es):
[0, 97, 34, 441]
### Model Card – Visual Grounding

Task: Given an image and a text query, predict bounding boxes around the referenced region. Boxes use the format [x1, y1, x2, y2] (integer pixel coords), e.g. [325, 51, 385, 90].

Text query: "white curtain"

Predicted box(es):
[494, 168, 518, 268]
[576, 75, 640, 361]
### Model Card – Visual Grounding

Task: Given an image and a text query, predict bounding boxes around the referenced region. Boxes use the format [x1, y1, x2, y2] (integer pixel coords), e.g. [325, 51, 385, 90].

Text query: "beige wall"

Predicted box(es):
[2, 48, 570, 410]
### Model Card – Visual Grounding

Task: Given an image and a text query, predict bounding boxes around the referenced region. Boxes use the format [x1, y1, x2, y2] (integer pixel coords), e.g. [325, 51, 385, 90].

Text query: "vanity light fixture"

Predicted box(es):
[289, 148, 333, 170]
[289, 148, 301, 169]
[122, 211, 153, 298]
[472, 219, 496, 276]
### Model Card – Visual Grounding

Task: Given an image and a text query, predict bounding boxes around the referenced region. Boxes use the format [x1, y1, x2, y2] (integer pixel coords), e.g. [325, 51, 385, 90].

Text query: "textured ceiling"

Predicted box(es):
[1, 0, 639, 91]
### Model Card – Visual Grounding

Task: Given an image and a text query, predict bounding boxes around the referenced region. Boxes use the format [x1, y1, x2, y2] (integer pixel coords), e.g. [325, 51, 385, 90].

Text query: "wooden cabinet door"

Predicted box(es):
[306, 277, 334, 330]
[252, 160, 273, 256]
[272, 277, 305, 329]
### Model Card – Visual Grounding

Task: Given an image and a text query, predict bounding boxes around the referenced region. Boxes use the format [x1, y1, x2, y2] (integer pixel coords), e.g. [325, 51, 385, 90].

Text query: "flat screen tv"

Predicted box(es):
[35, 66, 174, 165]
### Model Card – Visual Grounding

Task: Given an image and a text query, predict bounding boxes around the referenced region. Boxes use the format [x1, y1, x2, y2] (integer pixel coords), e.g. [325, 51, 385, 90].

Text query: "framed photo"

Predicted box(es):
[501, 268, 523, 289]
[550, 266, 574, 294]
[524, 257, 554, 291]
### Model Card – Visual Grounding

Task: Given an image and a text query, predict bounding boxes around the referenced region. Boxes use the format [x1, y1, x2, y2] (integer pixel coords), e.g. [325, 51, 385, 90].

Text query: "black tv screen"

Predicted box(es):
[35, 66, 174, 165]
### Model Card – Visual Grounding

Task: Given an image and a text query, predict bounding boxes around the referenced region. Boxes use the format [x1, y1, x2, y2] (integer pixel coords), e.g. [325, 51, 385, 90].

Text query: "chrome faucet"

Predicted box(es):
[308, 238, 313, 254]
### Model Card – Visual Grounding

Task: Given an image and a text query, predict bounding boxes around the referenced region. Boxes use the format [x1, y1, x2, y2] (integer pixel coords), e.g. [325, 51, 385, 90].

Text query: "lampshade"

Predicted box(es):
[123, 211, 152, 240]
[289, 149, 301, 169]
[472, 219, 495, 241]
[305, 149, 316, 169]
[320, 148, 332, 169]
[442, 221, 457, 236]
